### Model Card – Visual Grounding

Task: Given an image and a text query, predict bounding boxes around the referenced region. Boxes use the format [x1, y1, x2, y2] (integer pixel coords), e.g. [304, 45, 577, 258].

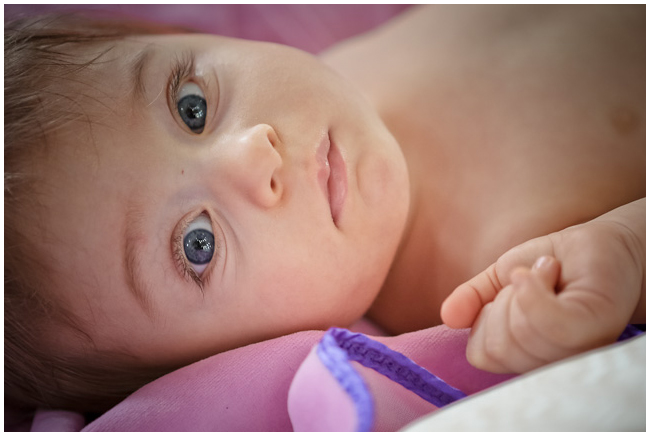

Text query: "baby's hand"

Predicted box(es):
[441, 213, 645, 374]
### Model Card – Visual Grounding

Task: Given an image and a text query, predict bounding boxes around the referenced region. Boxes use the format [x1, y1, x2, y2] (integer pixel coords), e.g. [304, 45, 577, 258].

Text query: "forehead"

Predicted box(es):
[56, 33, 199, 107]
[30, 40, 161, 291]
[72, 34, 211, 115]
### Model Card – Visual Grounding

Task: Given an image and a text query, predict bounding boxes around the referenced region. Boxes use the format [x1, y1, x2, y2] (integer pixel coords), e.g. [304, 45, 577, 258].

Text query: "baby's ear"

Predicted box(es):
[441, 263, 502, 329]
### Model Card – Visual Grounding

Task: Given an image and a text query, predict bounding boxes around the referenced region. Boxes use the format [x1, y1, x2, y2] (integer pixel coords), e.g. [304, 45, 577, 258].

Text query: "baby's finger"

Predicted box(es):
[465, 301, 493, 369]
[530, 255, 561, 291]
[508, 268, 570, 363]
[467, 285, 546, 373]
[441, 263, 501, 329]
[509, 267, 599, 361]
[442, 237, 557, 329]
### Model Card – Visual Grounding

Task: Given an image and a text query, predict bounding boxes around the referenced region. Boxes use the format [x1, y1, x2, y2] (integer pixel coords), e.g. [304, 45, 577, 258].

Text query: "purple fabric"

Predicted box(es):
[288, 326, 513, 432]
[617, 324, 645, 342]
[327, 328, 467, 407]
[30, 410, 85, 432]
[287, 346, 360, 431]
[3, 4, 412, 54]
[309, 328, 468, 431]
[316, 330, 375, 431]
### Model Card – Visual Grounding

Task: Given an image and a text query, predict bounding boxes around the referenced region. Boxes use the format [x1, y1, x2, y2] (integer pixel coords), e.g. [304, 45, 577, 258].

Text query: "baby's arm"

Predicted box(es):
[441, 198, 645, 373]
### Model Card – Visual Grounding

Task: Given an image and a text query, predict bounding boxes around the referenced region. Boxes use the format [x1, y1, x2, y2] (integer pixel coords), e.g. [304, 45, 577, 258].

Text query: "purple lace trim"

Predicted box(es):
[316, 331, 374, 432]
[316, 327, 467, 432]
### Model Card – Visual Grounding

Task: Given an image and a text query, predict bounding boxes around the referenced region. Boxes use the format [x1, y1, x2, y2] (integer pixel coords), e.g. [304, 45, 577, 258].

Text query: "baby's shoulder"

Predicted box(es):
[322, 4, 644, 103]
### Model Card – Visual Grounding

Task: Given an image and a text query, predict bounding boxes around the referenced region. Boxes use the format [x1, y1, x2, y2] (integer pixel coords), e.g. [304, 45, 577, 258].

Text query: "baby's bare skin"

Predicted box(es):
[322, 5, 645, 336]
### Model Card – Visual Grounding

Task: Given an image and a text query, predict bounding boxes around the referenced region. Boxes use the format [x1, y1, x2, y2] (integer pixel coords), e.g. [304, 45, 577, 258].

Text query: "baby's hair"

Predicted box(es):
[4, 12, 193, 412]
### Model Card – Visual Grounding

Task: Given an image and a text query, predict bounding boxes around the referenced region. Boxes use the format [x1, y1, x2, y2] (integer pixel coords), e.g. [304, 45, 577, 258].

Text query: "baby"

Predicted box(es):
[5, 5, 645, 413]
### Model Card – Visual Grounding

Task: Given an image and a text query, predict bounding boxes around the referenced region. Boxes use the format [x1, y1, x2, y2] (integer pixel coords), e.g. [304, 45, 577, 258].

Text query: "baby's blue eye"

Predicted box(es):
[177, 82, 207, 134]
[183, 214, 214, 274]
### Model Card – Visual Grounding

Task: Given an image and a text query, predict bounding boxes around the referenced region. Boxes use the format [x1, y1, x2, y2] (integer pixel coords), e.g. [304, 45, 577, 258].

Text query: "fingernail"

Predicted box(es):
[533, 256, 552, 270]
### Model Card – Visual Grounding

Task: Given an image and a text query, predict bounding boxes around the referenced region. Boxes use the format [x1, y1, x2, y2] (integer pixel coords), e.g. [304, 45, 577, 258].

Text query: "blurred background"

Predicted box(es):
[4, 4, 412, 54]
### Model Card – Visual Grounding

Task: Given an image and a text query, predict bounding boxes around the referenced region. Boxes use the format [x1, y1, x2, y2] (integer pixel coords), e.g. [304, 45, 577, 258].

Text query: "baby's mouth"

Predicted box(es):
[316, 131, 347, 227]
[316, 133, 332, 218]
[326, 136, 347, 228]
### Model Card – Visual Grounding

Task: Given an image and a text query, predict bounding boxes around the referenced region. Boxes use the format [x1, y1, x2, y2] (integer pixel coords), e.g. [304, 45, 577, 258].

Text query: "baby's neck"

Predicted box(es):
[319, 19, 472, 334]
[363, 133, 479, 334]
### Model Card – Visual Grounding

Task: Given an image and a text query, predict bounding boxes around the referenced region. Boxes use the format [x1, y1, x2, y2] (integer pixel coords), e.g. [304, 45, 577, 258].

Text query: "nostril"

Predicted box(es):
[269, 174, 283, 202]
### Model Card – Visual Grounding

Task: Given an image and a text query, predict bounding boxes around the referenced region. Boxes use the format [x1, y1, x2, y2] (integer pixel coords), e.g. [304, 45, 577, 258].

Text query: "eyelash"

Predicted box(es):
[172, 213, 212, 290]
[168, 52, 198, 118]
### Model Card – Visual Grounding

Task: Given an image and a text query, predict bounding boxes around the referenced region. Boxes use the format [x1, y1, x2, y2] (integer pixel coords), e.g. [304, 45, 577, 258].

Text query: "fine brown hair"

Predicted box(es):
[4, 12, 193, 413]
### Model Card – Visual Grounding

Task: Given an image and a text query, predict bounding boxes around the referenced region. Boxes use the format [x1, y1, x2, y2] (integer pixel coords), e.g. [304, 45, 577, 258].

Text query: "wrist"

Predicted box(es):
[593, 198, 645, 324]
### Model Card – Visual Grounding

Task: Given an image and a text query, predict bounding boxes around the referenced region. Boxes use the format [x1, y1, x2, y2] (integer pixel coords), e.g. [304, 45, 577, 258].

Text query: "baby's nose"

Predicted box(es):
[228, 123, 283, 208]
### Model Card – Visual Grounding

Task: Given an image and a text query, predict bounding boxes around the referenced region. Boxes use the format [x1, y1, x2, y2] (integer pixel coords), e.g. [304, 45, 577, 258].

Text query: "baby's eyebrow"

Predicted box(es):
[129, 44, 155, 103]
[123, 199, 156, 319]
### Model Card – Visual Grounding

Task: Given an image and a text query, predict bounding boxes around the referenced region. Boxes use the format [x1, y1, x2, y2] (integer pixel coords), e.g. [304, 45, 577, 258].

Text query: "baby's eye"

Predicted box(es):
[177, 82, 207, 134]
[183, 214, 215, 275]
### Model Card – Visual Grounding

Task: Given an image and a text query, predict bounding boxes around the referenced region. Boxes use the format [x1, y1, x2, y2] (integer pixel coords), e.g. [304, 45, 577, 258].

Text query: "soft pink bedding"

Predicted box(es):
[7, 322, 644, 431]
[28, 325, 512, 432]
[4, 4, 411, 55]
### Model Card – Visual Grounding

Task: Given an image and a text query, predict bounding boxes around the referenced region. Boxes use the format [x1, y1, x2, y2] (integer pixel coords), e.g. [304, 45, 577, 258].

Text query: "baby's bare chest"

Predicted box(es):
[382, 5, 644, 258]
[327, 6, 645, 228]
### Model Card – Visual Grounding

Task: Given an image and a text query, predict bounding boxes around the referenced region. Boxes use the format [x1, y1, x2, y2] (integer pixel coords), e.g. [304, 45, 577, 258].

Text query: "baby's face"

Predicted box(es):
[40, 34, 409, 366]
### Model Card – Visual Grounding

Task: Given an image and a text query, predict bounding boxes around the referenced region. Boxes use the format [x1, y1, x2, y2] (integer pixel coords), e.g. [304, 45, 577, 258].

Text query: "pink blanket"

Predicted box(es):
[21, 325, 512, 431]
[11, 324, 644, 431]
[4, 4, 411, 55]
